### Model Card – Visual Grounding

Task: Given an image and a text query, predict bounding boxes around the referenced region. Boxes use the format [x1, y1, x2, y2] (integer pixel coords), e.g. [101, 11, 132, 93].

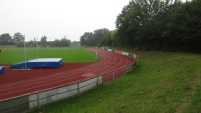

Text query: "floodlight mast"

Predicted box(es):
[24, 35, 27, 69]
[37, 37, 39, 59]
[23, 35, 30, 70]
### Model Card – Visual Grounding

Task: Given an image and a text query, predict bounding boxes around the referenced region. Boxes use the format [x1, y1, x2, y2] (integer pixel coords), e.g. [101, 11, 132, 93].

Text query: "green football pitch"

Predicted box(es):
[0, 47, 98, 64]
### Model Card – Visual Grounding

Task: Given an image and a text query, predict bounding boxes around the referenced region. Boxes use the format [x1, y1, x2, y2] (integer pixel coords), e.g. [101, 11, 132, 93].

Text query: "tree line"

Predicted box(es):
[80, 28, 113, 47]
[0, 32, 71, 47]
[80, 0, 201, 53]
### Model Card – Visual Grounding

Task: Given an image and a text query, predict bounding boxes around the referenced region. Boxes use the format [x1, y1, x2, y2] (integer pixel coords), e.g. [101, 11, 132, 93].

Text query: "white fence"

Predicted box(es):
[29, 75, 102, 109]
[0, 75, 102, 113]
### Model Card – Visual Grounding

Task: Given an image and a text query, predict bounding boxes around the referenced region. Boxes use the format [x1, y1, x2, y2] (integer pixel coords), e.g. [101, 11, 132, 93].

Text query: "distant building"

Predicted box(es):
[70, 41, 81, 48]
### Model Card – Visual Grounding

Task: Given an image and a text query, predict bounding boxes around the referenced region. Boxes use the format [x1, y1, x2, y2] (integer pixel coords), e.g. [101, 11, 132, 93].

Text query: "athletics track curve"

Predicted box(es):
[0, 48, 135, 101]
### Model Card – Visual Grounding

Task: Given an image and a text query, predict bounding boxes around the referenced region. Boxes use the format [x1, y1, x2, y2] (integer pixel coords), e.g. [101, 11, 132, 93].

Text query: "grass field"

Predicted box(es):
[26, 50, 201, 113]
[0, 47, 98, 64]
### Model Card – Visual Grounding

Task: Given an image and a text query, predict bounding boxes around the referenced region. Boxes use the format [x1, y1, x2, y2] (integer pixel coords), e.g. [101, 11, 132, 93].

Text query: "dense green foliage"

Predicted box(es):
[0, 33, 14, 45]
[0, 48, 98, 64]
[80, 0, 201, 53]
[12, 32, 25, 47]
[80, 28, 112, 47]
[0, 33, 71, 47]
[116, 0, 182, 49]
[26, 50, 201, 113]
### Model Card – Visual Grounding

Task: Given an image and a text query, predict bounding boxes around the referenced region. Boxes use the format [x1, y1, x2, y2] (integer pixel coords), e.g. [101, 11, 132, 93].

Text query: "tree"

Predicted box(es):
[27, 39, 38, 47]
[13, 32, 24, 43]
[93, 28, 110, 46]
[115, 0, 182, 49]
[80, 32, 94, 46]
[100, 30, 112, 47]
[162, 0, 201, 52]
[80, 34, 86, 46]
[0, 33, 13, 45]
[51, 39, 60, 47]
[13, 32, 24, 47]
[80, 28, 111, 47]
[110, 30, 119, 47]
[40, 36, 47, 47]
[60, 36, 71, 47]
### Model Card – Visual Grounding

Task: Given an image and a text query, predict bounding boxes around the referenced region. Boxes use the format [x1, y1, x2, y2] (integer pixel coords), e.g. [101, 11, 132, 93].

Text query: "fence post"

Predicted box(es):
[124, 67, 126, 75]
[77, 83, 80, 96]
[113, 72, 114, 79]
[37, 92, 39, 108]
[96, 76, 99, 86]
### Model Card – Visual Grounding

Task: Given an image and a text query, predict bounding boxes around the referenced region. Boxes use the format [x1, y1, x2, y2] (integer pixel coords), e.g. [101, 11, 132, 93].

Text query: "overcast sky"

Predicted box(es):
[0, 0, 131, 41]
[0, 0, 189, 41]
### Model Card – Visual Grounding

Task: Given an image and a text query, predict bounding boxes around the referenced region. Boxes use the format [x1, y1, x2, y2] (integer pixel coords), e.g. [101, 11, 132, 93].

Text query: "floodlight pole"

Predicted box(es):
[37, 37, 39, 59]
[24, 35, 27, 69]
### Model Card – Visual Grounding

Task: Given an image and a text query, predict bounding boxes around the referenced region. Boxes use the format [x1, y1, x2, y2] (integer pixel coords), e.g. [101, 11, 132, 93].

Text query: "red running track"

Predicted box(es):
[0, 48, 135, 101]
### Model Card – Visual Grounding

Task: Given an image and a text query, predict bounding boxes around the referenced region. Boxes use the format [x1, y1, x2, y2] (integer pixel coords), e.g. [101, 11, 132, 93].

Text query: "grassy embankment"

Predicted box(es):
[0, 47, 98, 64]
[26, 50, 201, 113]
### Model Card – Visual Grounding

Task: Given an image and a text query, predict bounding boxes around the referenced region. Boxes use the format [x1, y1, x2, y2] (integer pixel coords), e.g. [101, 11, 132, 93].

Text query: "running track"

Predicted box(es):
[0, 48, 134, 101]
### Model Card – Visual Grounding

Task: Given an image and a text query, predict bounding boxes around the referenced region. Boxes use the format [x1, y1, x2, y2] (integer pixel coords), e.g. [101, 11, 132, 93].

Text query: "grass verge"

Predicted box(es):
[26, 50, 201, 113]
